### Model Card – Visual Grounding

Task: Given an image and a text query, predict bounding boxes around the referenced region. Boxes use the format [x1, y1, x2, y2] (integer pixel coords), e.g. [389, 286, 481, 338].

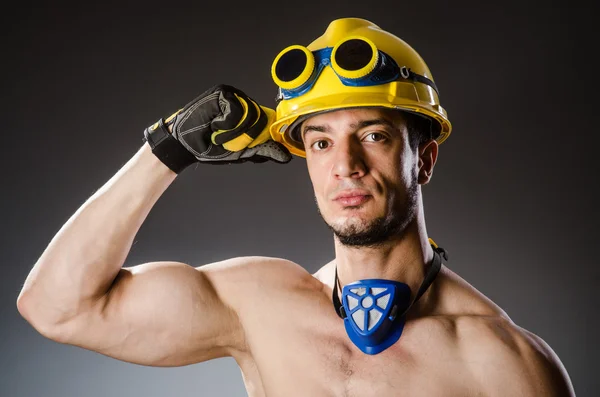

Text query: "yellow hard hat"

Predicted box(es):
[269, 18, 452, 158]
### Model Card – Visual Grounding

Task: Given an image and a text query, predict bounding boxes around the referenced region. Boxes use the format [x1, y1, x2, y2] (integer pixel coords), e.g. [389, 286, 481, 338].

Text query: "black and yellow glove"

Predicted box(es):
[142, 84, 292, 173]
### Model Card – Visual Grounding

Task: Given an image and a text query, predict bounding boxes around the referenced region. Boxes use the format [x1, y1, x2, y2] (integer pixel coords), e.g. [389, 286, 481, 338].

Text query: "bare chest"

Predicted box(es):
[236, 288, 477, 397]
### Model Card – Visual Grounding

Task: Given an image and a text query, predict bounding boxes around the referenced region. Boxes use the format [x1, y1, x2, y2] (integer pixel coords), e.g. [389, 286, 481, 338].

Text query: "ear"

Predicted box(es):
[417, 139, 439, 185]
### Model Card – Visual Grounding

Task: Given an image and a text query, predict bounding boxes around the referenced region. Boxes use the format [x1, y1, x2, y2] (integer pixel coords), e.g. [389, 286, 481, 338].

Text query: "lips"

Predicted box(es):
[332, 189, 372, 207]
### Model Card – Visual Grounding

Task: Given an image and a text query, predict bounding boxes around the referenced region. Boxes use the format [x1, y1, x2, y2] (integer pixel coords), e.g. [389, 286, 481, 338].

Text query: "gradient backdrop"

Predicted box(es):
[1, 1, 597, 396]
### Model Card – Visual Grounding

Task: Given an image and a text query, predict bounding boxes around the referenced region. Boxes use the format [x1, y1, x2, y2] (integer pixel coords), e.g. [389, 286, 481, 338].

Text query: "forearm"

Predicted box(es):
[18, 142, 177, 327]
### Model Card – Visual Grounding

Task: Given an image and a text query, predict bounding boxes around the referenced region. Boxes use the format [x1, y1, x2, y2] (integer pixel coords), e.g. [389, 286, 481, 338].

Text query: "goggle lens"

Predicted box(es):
[333, 38, 375, 72]
[274, 48, 309, 83]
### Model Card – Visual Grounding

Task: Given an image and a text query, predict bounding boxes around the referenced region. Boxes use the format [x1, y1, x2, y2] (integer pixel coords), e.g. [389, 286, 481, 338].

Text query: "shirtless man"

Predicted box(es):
[17, 18, 574, 396]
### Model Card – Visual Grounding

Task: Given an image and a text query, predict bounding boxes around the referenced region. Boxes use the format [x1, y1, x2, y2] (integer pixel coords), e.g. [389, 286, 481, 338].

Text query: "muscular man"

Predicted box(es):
[17, 18, 574, 396]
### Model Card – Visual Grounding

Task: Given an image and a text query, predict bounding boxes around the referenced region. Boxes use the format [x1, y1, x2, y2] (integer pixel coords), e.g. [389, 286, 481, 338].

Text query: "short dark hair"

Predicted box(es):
[400, 111, 440, 151]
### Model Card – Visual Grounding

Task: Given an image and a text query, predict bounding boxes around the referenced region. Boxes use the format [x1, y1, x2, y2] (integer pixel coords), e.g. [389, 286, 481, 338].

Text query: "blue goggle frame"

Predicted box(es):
[276, 47, 439, 102]
[277, 47, 402, 100]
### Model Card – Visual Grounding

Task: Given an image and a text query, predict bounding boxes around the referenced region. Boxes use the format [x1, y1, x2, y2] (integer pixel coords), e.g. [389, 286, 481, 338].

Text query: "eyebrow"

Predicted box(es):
[302, 117, 399, 137]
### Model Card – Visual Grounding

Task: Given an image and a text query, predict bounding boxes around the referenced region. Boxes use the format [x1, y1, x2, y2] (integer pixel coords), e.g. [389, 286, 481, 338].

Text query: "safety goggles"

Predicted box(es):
[272, 36, 440, 101]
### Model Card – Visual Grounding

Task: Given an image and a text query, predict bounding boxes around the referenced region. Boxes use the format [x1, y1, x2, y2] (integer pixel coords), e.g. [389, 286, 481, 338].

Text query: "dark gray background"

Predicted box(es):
[1, 0, 597, 396]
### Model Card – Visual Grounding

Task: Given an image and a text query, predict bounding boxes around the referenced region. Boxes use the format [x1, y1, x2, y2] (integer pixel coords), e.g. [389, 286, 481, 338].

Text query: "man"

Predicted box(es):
[17, 18, 574, 396]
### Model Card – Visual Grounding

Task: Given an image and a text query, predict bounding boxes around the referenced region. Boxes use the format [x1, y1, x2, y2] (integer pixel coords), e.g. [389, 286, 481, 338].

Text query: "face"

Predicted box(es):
[302, 108, 436, 247]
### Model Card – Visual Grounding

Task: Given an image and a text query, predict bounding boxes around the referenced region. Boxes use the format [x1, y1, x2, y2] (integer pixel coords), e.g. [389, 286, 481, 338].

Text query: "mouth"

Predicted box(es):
[332, 190, 372, 207]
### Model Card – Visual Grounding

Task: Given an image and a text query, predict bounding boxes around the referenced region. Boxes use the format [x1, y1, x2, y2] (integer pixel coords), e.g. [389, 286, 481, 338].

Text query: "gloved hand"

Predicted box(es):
[142, 84, 292, 173]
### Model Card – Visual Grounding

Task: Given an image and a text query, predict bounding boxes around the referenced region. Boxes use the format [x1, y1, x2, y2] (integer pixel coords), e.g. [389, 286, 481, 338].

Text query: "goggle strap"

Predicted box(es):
[276, 70, 441, 102]
[403, 68, 440, 97]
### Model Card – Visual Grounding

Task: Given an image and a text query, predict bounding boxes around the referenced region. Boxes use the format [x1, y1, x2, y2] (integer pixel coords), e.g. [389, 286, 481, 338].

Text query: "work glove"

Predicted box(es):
[142, 84, 292, 173]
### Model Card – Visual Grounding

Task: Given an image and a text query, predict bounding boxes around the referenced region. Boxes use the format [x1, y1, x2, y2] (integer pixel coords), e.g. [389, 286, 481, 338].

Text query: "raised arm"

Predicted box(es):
[17, 85, 291, 366]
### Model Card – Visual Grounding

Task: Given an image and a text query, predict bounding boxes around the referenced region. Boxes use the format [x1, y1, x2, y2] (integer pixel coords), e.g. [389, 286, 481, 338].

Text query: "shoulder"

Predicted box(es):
[426, 267, 574, 395]
[200, 255, 311, 279]
[430, 265, 510, 318]
[454, 315, 575, 396]
[200, 256, 322, 304]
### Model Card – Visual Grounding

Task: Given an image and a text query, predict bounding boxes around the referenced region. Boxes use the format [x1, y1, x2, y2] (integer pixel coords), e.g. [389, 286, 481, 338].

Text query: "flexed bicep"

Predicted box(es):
[63, 260, 245, 367]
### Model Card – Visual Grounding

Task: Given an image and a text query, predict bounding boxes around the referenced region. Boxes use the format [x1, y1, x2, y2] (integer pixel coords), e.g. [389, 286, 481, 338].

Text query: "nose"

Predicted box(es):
[332, 137, 367, 179]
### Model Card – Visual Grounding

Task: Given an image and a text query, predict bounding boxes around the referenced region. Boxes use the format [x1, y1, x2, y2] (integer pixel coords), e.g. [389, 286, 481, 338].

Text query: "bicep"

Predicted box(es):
[63, 260, 244, 367]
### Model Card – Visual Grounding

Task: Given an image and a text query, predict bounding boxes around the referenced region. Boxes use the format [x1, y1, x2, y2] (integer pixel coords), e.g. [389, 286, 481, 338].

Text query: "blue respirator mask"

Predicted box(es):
[332, 245, 447, 355]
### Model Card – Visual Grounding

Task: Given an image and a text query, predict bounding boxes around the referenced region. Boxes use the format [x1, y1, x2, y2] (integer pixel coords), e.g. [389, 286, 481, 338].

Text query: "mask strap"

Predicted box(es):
[332, 245, 447, 319]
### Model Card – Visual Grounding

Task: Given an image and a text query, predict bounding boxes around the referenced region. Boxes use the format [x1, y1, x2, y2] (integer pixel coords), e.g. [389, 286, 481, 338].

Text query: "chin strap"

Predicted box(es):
[332, 245, 448, 320]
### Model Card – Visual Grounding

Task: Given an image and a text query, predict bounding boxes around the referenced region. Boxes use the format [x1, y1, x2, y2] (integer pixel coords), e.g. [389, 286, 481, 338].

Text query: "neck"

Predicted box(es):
[333, 206, 434, 302]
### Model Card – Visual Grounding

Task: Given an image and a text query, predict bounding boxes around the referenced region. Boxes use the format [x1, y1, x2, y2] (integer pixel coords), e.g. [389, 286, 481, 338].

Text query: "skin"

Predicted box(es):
[17, 108, 575, 396]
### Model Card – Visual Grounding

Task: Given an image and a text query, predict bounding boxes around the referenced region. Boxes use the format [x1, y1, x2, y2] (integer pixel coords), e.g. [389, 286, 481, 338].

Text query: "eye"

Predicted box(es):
[364, 132, 387, 142]
[311, 140, 330, 151]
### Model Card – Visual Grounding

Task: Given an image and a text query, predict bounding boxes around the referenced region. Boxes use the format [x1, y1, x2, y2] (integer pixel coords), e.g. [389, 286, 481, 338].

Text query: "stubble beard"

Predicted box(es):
[317, 172, 419, 248]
